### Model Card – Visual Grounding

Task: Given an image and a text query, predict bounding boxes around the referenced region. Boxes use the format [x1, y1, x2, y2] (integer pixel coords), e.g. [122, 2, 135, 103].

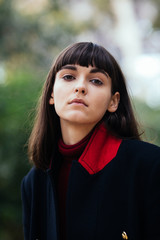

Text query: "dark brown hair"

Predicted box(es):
[28, 42, 141, 169]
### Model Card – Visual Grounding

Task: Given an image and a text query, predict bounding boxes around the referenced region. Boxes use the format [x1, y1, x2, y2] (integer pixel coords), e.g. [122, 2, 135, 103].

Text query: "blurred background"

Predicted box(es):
[0, 0, 160, 239]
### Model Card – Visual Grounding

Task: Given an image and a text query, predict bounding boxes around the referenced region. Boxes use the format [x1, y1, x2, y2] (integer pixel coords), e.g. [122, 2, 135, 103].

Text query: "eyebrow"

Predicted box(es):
[90, 68, 109, 78]
[60, 65, 109, 78]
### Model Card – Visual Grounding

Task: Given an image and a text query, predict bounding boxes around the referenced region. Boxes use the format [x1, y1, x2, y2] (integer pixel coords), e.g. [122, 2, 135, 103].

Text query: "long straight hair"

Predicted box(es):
[28, 42, 141, 170]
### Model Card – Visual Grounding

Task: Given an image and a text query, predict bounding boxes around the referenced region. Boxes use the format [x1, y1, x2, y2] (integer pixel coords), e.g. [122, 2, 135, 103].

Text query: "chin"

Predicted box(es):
[60, 112, 101, 126]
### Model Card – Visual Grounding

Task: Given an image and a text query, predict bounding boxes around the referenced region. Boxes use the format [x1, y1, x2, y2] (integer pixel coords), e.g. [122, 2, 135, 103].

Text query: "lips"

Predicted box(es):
[69, 98, 88, 107]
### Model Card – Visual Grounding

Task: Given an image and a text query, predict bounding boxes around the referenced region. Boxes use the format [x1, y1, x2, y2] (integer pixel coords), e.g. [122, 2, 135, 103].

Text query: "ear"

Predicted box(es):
[49, 92, 54, 105]
[108, 92, 120, 113]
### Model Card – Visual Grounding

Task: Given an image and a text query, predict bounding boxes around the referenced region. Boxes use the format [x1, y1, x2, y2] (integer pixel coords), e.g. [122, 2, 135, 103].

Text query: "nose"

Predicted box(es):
[75, 87, 86, 95]
[74, 82, 87, 95]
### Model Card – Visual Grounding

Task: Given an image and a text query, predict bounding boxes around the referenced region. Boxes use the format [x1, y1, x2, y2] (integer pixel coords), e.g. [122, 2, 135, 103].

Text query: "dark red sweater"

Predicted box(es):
[57, 132, 92, 239]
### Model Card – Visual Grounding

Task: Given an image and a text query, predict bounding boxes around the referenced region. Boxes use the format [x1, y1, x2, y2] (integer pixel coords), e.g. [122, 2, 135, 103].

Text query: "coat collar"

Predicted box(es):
[78, 123, 122, 174]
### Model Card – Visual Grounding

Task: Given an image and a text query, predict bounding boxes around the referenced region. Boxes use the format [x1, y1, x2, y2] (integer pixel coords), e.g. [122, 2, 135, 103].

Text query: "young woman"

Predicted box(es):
[21, 42, 160, 240]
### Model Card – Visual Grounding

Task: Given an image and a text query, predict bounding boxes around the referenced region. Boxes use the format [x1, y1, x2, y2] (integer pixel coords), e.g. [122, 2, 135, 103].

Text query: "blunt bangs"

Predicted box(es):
[53, 42, 115, 78]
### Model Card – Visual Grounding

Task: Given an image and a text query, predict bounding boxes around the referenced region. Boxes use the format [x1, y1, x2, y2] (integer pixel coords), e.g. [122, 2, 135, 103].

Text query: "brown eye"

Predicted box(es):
[90, 79, 103, 85]
[63, 74, 75, 80]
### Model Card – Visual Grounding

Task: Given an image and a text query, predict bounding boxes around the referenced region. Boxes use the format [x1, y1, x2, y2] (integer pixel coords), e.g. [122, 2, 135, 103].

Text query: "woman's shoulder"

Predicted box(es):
[120, 139, 160, 167]
[122, 138, 160, 154]
[21, 167, 46, 191]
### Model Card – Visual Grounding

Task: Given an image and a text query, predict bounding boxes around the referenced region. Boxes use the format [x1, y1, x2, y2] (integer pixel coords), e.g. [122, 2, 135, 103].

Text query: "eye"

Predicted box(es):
[90, 79, 103, 86]
[62, 74, 75, 81]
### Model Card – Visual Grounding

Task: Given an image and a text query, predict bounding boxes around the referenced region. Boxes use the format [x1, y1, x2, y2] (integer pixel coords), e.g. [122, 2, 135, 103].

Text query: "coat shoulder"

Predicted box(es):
[21, 167, 46, 196]
[123, 139, 160, 155]
[120, 139, 160, 168]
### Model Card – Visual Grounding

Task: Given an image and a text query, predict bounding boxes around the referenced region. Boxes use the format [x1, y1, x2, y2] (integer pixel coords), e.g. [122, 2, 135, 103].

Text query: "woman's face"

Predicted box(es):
[50, 64, 120, 129]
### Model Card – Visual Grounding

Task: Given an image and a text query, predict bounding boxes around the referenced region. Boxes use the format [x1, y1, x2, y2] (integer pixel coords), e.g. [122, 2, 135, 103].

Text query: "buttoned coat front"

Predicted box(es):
[21, 125, 160, 240]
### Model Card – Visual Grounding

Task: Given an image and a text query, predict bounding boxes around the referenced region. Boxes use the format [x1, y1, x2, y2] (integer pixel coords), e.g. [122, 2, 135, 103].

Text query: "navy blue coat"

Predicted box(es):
[21, 125, 160, 240]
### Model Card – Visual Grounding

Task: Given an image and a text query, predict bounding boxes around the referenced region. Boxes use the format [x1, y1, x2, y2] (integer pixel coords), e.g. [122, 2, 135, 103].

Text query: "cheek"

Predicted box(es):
[53, 80, 69, 100]
[53, 83, 68, 114]
[95, 94, 111, 112]
[53, 83, 62, 103]
[53, 85, 61, 111]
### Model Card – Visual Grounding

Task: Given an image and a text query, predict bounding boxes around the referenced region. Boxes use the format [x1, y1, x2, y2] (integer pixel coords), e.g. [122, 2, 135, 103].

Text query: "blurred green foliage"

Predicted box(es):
[134, 100, 160, 146]
[0, 0, 85, 66]
[0, 68, 43, 239]
[0, 0, 160, 239]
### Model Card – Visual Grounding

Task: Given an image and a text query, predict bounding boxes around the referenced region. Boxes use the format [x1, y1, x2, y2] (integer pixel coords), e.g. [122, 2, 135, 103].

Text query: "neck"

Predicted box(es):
[60, 121, 96, 145]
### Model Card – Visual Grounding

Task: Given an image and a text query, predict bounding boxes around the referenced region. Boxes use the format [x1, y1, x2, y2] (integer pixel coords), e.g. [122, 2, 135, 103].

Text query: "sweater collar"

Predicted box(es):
[58, 130, 93, 160]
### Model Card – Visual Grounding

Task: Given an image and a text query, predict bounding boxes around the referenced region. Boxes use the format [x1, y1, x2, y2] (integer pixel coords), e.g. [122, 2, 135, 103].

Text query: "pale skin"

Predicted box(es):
[49, 64, 120, 145]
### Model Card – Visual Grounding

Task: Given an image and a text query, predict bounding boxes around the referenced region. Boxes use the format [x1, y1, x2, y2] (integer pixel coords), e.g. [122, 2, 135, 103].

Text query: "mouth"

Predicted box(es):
[69, 98, 88, 107]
